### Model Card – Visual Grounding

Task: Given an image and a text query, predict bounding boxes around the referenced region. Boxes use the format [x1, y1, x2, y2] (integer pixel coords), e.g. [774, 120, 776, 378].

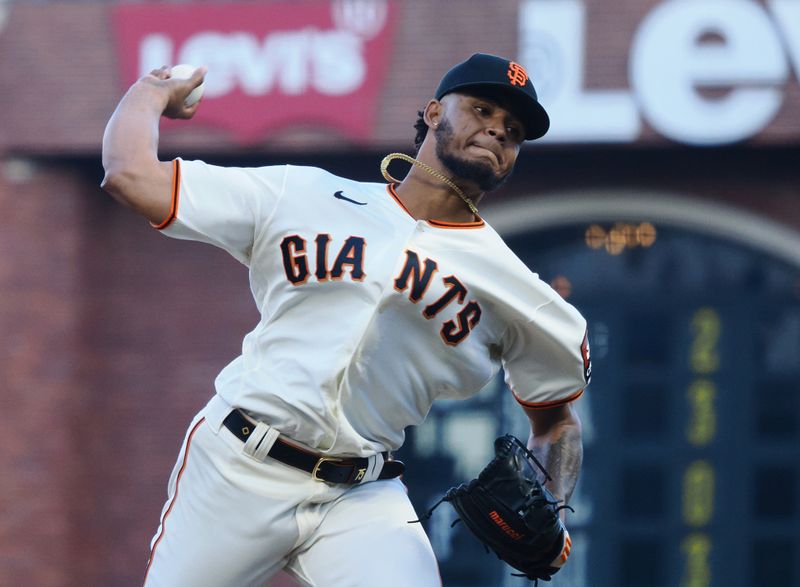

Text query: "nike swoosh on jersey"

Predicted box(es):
[333, 191, 367, 206]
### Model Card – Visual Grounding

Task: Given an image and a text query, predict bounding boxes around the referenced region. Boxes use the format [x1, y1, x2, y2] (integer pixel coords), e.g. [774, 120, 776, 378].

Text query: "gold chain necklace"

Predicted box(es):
[380, 153, 479, 215]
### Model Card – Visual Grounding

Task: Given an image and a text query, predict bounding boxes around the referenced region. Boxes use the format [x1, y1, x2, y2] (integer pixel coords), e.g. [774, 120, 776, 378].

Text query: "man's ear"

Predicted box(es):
[423, 99, 442, 130]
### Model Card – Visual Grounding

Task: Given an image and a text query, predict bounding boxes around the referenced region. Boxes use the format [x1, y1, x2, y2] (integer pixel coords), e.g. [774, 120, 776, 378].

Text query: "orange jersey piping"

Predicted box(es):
[386, 183, 414, 218]
[152, 159, 181, 230]
[386, 184, 485, 229]
[512, 387, 584, 410]
[142, 417, 205, 585]
[427, 218, 485, 229]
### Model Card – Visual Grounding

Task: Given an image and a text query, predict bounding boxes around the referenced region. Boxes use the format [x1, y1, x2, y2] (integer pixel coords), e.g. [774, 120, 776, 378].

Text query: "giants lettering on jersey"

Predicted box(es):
[280, 238, 481, 347]
[394, 249, 482, 347]
[280, 234, 366, 284]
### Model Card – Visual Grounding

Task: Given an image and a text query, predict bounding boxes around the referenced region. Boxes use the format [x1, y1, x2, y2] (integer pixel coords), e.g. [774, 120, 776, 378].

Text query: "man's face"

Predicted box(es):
[434, 92, 524, 192]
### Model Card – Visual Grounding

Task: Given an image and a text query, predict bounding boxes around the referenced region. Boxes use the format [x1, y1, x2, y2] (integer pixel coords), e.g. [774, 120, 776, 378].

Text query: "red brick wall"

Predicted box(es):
[0, 163, 303, 586]
[72, 185, 254, 586]
[0, 163, 83, 587]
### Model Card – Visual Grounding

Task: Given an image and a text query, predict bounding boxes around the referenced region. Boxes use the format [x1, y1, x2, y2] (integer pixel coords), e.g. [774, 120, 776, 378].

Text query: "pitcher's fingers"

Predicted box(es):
[188, 67, 208, 88]
[149, 66, 171, 80]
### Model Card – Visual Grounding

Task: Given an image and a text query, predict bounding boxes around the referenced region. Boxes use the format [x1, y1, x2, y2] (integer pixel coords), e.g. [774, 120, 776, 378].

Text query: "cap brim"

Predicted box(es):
[440, 82, 550, 141]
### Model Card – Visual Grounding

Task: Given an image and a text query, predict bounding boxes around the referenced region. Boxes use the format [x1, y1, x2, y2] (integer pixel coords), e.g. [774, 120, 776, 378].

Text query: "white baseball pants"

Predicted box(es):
[142, 396, 441, 587]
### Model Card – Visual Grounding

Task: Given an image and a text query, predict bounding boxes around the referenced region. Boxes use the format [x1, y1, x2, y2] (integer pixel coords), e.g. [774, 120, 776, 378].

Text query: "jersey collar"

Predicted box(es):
[386, 184, 486, 229]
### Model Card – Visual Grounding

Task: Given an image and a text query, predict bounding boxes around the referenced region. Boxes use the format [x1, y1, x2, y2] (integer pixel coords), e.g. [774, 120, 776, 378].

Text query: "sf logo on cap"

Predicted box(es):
[506, 62, 528, 87]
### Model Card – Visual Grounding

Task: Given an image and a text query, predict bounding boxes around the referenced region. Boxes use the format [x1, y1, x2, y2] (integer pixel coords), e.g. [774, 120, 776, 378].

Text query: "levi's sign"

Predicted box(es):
[111, 2, 397, 144]
[519, 0, 800, 145]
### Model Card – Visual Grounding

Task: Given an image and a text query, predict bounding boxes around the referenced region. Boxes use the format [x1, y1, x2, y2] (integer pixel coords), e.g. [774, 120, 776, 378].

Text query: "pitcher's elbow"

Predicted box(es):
[100, 167, 133, 199]
[100, 170, 115, 193]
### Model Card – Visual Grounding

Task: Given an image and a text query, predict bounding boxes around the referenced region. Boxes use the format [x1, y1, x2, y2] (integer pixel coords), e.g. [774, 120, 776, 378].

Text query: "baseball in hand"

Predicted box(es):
[170, 64, 204, 106]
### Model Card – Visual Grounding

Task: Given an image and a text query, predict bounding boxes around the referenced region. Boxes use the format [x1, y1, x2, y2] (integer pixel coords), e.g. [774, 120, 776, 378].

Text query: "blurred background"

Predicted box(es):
[1, 0, 799, 586]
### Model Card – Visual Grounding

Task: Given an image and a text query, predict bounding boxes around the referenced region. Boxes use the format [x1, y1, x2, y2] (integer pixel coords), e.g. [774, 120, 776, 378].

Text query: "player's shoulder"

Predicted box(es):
[276, 165, 383, 194]
[178, 157, 289, 183]
[475, 221, 537, 274]
[474, 221, 578, 306]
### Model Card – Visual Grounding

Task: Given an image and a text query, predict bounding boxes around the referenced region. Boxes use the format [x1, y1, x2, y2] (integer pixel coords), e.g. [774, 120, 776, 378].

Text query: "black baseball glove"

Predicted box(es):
[421, 435, 572, 582]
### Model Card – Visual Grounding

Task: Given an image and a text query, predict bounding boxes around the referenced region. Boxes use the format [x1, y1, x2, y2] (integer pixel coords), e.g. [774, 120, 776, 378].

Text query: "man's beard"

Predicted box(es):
[434, 118, 511, 192]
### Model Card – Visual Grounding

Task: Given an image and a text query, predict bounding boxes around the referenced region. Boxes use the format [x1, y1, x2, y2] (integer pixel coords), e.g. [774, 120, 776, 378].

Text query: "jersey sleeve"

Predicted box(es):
[502, 298, 590, 409]
[155, 158, 288, 265]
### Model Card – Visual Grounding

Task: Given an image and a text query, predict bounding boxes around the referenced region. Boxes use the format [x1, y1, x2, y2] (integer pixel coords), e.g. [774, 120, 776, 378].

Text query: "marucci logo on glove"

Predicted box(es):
[489, 511, 525, 540]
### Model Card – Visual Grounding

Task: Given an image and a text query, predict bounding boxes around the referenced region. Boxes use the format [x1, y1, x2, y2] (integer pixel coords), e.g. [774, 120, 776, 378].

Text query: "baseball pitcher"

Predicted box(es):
[101, 53, 590, 586]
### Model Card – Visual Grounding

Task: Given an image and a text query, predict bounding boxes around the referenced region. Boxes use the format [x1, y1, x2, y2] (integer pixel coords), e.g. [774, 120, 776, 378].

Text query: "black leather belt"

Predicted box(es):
[222, 409, 405, 485]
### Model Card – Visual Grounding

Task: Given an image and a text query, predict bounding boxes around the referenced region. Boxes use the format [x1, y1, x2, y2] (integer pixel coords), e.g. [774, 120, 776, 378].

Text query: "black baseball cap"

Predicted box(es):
[435, 53, 550, 140]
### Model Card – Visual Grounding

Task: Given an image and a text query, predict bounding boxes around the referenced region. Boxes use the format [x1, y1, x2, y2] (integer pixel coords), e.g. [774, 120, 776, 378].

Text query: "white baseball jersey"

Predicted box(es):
[157, 159, 590, 457]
